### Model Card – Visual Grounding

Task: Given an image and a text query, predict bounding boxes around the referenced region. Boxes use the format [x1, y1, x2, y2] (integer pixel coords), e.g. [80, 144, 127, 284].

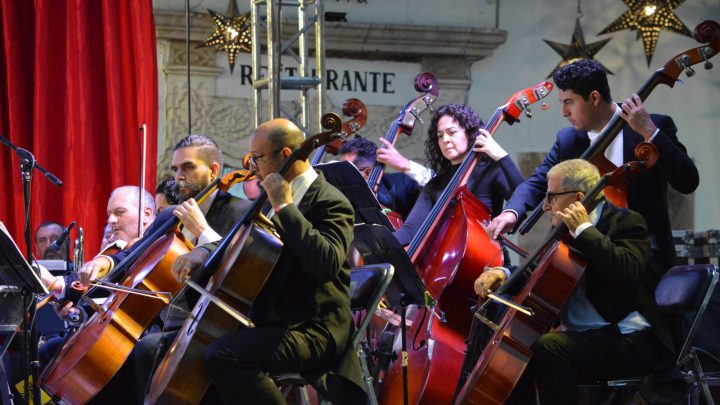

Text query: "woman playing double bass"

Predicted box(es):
[393, 104, 524, 245]
[472, 159, 674, 404]
[171, 118, 365, 405]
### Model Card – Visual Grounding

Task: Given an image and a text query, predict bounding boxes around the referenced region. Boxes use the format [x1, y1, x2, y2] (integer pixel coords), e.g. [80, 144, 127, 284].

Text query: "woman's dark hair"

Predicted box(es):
[425, 104, 485, 175]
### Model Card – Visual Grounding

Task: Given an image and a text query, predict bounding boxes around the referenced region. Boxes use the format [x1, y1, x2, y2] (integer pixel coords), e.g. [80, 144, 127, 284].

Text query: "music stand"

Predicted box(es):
[0, 221, 48, 405]
[315, 161, 397, 232]
[0, 222, 47, 296]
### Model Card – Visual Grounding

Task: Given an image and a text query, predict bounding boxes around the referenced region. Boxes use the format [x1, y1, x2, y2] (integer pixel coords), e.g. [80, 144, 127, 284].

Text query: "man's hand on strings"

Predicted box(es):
[171, 248, 210, 283]
[173, 198, 211, 237]
[261, 173, 293, 212]
[78, 257, 112, 285]
[487, 211, 517, 240]
[474, 268, 507, 297]
[555, 201, 590, 234]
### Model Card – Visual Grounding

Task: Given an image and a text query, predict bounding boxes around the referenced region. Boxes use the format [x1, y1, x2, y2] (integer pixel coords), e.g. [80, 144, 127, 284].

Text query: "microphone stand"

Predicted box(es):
[0, 134, 63, 405]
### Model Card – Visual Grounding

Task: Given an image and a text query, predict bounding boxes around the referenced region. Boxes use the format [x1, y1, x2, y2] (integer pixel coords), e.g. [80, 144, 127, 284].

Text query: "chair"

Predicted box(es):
[274, 263, 394, 405]
[581, 264, 720, 405]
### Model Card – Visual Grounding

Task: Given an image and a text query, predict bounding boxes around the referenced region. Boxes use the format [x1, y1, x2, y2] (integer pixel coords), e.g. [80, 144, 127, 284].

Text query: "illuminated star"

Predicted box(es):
[599, 0, 692, 66]
[197, 0, 251, 74]
[544, 18, 613, 78]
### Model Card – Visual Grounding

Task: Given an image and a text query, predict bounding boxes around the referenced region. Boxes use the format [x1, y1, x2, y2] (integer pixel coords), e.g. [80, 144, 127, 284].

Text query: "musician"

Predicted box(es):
[155, 176, 179, 214]
[393, 104, 525, 245]
[375, 136, 434, 187]
[337, 135, 422, 219]
[475, 159, 674, 404]
[488, 59, 699, 283]
[79, 135, 248, 285]
[172, 118, 364, 404]
[75, 134, 251, 402]
[35, 221, 67, 260]
[41, 185, 156, 320]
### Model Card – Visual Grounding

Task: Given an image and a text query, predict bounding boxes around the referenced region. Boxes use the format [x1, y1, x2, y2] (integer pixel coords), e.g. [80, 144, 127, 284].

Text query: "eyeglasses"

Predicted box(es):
[545, 190, 579, 204]
[248, 148, 284, 167]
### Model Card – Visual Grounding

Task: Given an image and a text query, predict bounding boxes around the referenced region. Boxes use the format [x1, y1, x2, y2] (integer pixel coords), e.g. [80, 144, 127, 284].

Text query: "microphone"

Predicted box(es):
[51, 221, 76, 251]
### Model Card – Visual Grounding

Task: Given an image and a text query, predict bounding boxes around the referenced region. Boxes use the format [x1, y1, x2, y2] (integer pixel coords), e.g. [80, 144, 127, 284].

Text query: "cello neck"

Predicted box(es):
[406, 107, 505, 259]
[367, 120, 402, 191]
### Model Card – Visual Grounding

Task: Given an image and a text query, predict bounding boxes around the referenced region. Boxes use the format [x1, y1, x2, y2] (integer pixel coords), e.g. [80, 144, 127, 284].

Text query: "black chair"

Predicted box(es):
[581, 264, 720, 405]
[274, 263, 394, 405]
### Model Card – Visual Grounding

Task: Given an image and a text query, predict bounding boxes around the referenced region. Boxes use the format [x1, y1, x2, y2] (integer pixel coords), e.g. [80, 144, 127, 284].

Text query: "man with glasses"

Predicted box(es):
[487, 59, 698, 286]
[172, 118, 365, 404]
[475, 159, 675, 404]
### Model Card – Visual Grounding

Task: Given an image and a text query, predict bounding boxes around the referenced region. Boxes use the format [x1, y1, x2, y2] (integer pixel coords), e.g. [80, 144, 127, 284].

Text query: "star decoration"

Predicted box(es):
[598, 0, 692, 66]
[197, 0, 251, 74]
[544, 18, 613, 78]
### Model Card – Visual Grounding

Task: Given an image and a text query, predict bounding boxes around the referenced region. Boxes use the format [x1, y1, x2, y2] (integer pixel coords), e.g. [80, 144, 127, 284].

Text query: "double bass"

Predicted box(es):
[454, 160, 653, 404]
[367, 72, 439, 230]
[520, 19, 719, 233]
[145, 114, 347, 405]
[39, 170, 253, 404]
[377, 81, 553, 405]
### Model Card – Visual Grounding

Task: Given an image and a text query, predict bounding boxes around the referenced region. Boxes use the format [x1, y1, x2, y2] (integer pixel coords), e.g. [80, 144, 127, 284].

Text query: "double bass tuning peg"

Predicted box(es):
[678, 54, 696, 77]
[700, 47, 714, 70]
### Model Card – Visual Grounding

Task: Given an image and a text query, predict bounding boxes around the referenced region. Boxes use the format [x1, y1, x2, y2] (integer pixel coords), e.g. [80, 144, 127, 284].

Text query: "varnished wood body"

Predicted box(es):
[455, 242, 586, 404]
[378, 187, 502, 405]
[40, 233, 190, 404]
[145, 221, 282, 405]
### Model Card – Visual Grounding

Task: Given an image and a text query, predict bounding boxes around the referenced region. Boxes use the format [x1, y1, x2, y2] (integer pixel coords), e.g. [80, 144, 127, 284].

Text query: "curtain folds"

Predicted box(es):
[0, 0, 158, 258]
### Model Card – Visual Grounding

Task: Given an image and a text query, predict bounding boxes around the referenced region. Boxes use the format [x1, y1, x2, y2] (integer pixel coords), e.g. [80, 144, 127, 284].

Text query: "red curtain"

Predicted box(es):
[0, 0, 158, 259]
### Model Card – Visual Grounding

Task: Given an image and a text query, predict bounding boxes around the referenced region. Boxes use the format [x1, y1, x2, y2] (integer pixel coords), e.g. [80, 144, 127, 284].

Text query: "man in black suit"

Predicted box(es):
[337, 135, 422, 220]
[488, 59, 698, 282]
[172, 118, 363, 404]
[476, 159, 673, 404]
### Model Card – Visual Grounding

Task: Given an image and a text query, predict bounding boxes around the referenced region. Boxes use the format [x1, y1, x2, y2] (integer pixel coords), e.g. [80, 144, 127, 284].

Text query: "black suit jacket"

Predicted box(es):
[506, 114, 699, 268]
[205, 171, 364, 401]
[547, 202, 672, 350]
[376, 172, 421, 220]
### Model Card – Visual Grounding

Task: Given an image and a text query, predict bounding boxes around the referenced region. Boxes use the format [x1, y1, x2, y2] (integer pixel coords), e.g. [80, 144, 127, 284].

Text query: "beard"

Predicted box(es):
[42, 246, 65, 260]
[173, 180, 203, 202]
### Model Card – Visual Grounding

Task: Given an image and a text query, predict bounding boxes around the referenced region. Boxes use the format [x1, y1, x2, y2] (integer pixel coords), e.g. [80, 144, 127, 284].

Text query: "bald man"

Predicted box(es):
[173, 119, 365, 404]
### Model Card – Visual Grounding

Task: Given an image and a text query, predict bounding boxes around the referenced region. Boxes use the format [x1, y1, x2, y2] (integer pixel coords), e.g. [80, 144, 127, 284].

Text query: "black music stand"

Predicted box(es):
[0, 222, 48, 405]
[315, 161, 397, 232]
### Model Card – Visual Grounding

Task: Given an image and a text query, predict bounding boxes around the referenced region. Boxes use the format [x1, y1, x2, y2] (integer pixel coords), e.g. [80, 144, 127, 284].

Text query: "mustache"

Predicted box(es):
[172, 181, 202, 200]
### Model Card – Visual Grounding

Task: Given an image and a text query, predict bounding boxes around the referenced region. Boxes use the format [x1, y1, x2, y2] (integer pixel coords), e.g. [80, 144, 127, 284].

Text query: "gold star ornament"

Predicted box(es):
[599, 0, 692, 66]
[544, 18, 613, 78]
[197, 0, 251, 74]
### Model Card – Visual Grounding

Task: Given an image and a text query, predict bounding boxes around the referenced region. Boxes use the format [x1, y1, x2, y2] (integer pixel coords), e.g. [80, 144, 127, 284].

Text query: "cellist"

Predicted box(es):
[171, 118, 366, 405]
[475, 159, 675, 404]
[73, 134, 251, 402]
[393, 103, 525, 245]
[488, 59, 699, 284]
[337, 135, 423, 220]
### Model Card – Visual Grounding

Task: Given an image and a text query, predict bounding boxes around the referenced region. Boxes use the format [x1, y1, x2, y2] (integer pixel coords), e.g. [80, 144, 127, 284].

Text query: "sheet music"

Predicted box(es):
[0, 221, 49, 294]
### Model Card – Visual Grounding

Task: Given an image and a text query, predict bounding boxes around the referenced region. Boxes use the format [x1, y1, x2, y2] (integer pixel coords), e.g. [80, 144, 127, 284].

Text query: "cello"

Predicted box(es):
[145, 114, 346, 405]
[519, 19, 719, 233]
[377, 82, 553, 405]
[39, 169, 253, 404]
[310, 98, 368, 165]
[367, 72, 440, 230]
[453, 159, 654, 404]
